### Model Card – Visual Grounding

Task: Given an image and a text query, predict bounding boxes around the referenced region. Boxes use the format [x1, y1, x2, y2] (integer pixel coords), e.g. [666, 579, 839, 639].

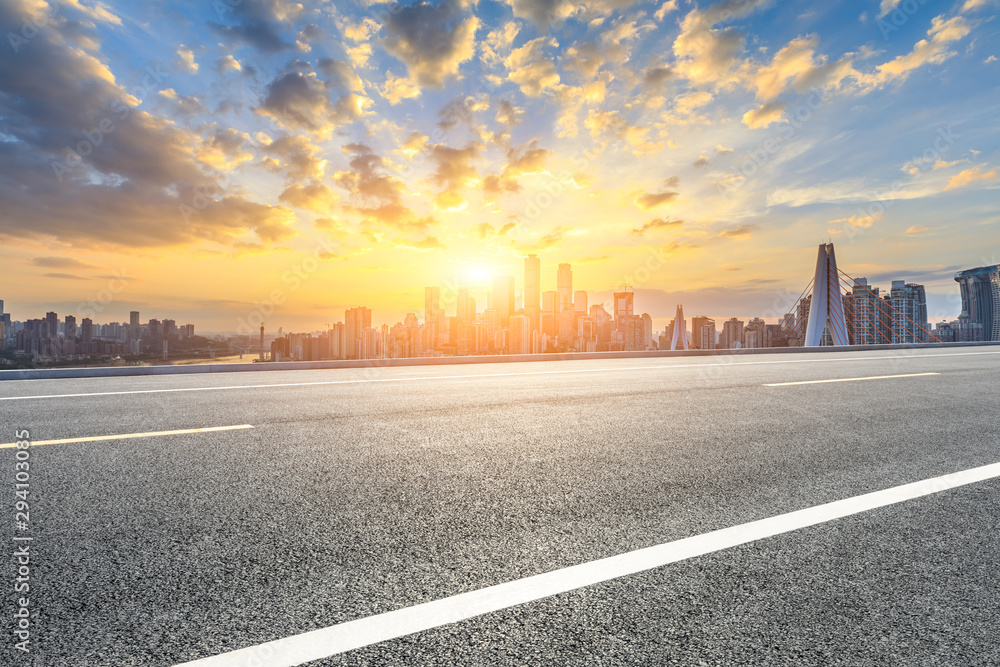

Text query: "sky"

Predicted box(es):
[1, 0, 998, 332]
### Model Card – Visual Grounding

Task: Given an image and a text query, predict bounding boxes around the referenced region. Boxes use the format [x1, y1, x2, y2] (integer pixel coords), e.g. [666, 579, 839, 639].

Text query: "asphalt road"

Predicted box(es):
[2, 347, 1000, 666]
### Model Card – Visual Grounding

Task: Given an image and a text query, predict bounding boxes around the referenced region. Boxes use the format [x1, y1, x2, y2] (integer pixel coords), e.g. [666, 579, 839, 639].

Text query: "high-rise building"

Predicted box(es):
[574, 290, 588, 314]
[955, 265, 1000, 342]
[886, 281, 928, 343]
[64, 315, 77, 340]
[81, 318, 93, 343]
[45, 311, 58, 339]
[524, 255, 540, 333]
[508, 314, 531, 354]
[557, 264, 573, 312]
[541, 291, 558, 336]
[720, 317, 744, 349]
[690, 316, 712, 349]
[457, 287, 472, 323]
[345, 306, 372, 359]
[613, 291, 633, 323]
[130, 311, 141, 340]
[492, 276, 515, 322]
[424, 286, 444, 349]
[698, 320, 716, 350]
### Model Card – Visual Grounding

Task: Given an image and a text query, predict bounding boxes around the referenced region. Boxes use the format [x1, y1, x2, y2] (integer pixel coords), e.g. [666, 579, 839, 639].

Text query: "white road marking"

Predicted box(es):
[0, 424, 254, 449]
[173, 460, 1000, 667]
[2, 350, 999, 402]
[764, 372, 940, 386]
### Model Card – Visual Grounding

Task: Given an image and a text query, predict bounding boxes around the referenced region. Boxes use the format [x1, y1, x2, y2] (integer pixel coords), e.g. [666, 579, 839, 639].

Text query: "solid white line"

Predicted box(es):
[173, 460, 1000, 667]
[2, 349, 998, 402]
[764, 372, 940, 386]
[0, 425, 254, 449]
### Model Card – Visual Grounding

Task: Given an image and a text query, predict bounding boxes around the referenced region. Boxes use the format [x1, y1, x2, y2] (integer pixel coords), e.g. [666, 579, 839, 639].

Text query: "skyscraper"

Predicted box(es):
[613, 291, 634, 322]
[424, 286, 441, 349]
[130, 311, 140, 340]
[887, 281, 928, 343]
[691, 316, 713, 349]
[345, 306, 372, 359]
[493, 276, 515, 322]
[508, 314, 531, 354]
[524, 254, 540, 333]
[541, 291, 558, 336]
[557, 264, 573, 312]
[574, 290, 588, 314]
[955, 265, 1000, 342]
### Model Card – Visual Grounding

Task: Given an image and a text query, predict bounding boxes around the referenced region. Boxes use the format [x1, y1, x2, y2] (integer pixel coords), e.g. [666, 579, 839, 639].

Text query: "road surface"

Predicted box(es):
[2, 347, 1000, 665]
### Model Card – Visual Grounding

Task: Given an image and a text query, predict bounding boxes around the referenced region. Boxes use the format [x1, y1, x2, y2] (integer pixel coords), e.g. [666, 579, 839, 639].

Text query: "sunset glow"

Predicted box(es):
[2, 0, 998, 331]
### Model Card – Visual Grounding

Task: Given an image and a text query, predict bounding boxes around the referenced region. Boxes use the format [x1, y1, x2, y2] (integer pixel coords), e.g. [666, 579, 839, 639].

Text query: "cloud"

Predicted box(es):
[427, 142, 481, 209]
[32, 256, 95, 269]
[207, 0, 299, 52]
[717, 225, 756, 238]
[877, 0, 901, 19]
[506, 37, 562, 96]
[906, 225, 930, 234]
[634, 177, 680, 209]
[217, 55, 242, 73]
[828, 213, 881, 229]
[42, 272, 87, 280]
[632, 218, 683, 235]
[642, 65, 674, 88]
[176, 45, 198, 74]
[260, 134, 326, 181]
[255, 63, 367, 136]
[742, 102, 786, 128]
[382, 0, 480, 89]
[874, 15, 972, 84]
[945, 166, 998, 190]
[500, 0, 639, 28]
[335, 143, 431, 232]
[278, 180, 339, 213]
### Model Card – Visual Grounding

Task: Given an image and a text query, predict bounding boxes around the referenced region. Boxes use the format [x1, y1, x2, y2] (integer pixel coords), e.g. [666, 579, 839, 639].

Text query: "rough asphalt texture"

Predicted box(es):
[2, 347, 999, 666]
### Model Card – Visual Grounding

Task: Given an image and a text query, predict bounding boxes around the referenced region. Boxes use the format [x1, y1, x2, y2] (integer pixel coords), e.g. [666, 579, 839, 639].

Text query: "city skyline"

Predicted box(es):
[1, 0, 998, 331]
[6, 252, 996, 364]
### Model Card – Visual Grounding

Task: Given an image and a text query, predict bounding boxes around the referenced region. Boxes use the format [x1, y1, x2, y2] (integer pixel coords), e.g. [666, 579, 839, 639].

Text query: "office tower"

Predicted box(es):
[345, 306, 372, 359]
[641, 313, 653, 349]
[64, 315, 77, 340]
[424, 286, 442, 349]
[744, 317, 766, 349]
[845, 278, 889, 345]
[557, 264, 573, 312]
[45, 311, 58, 339]
[493, 276, 515, 322]
[358, 327, 380, 360]
[690, 316, 712, 349]
[574, 291, 588, 314]
[482, 309, 500, 352]
[541, 291, 558, 336]
[613, 291, 634, 323]
[0, 299, 3, 315]
[955, 265, 1000, 342]
[670, 304, 688, 350]
[698, 320, 716, 350]
[130, 311, 140, 339]
[508, 314, 531, 354]
[81, 318, 93, 343]
[886, 281, 928, 343]
[457, 287, 471, 323]
[720, 317, 744, 349]
[524, 254, 541, 333]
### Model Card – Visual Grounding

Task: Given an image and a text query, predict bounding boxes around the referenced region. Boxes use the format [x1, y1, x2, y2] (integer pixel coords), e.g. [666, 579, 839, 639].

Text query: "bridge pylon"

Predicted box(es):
[804, 243, 849, 346]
